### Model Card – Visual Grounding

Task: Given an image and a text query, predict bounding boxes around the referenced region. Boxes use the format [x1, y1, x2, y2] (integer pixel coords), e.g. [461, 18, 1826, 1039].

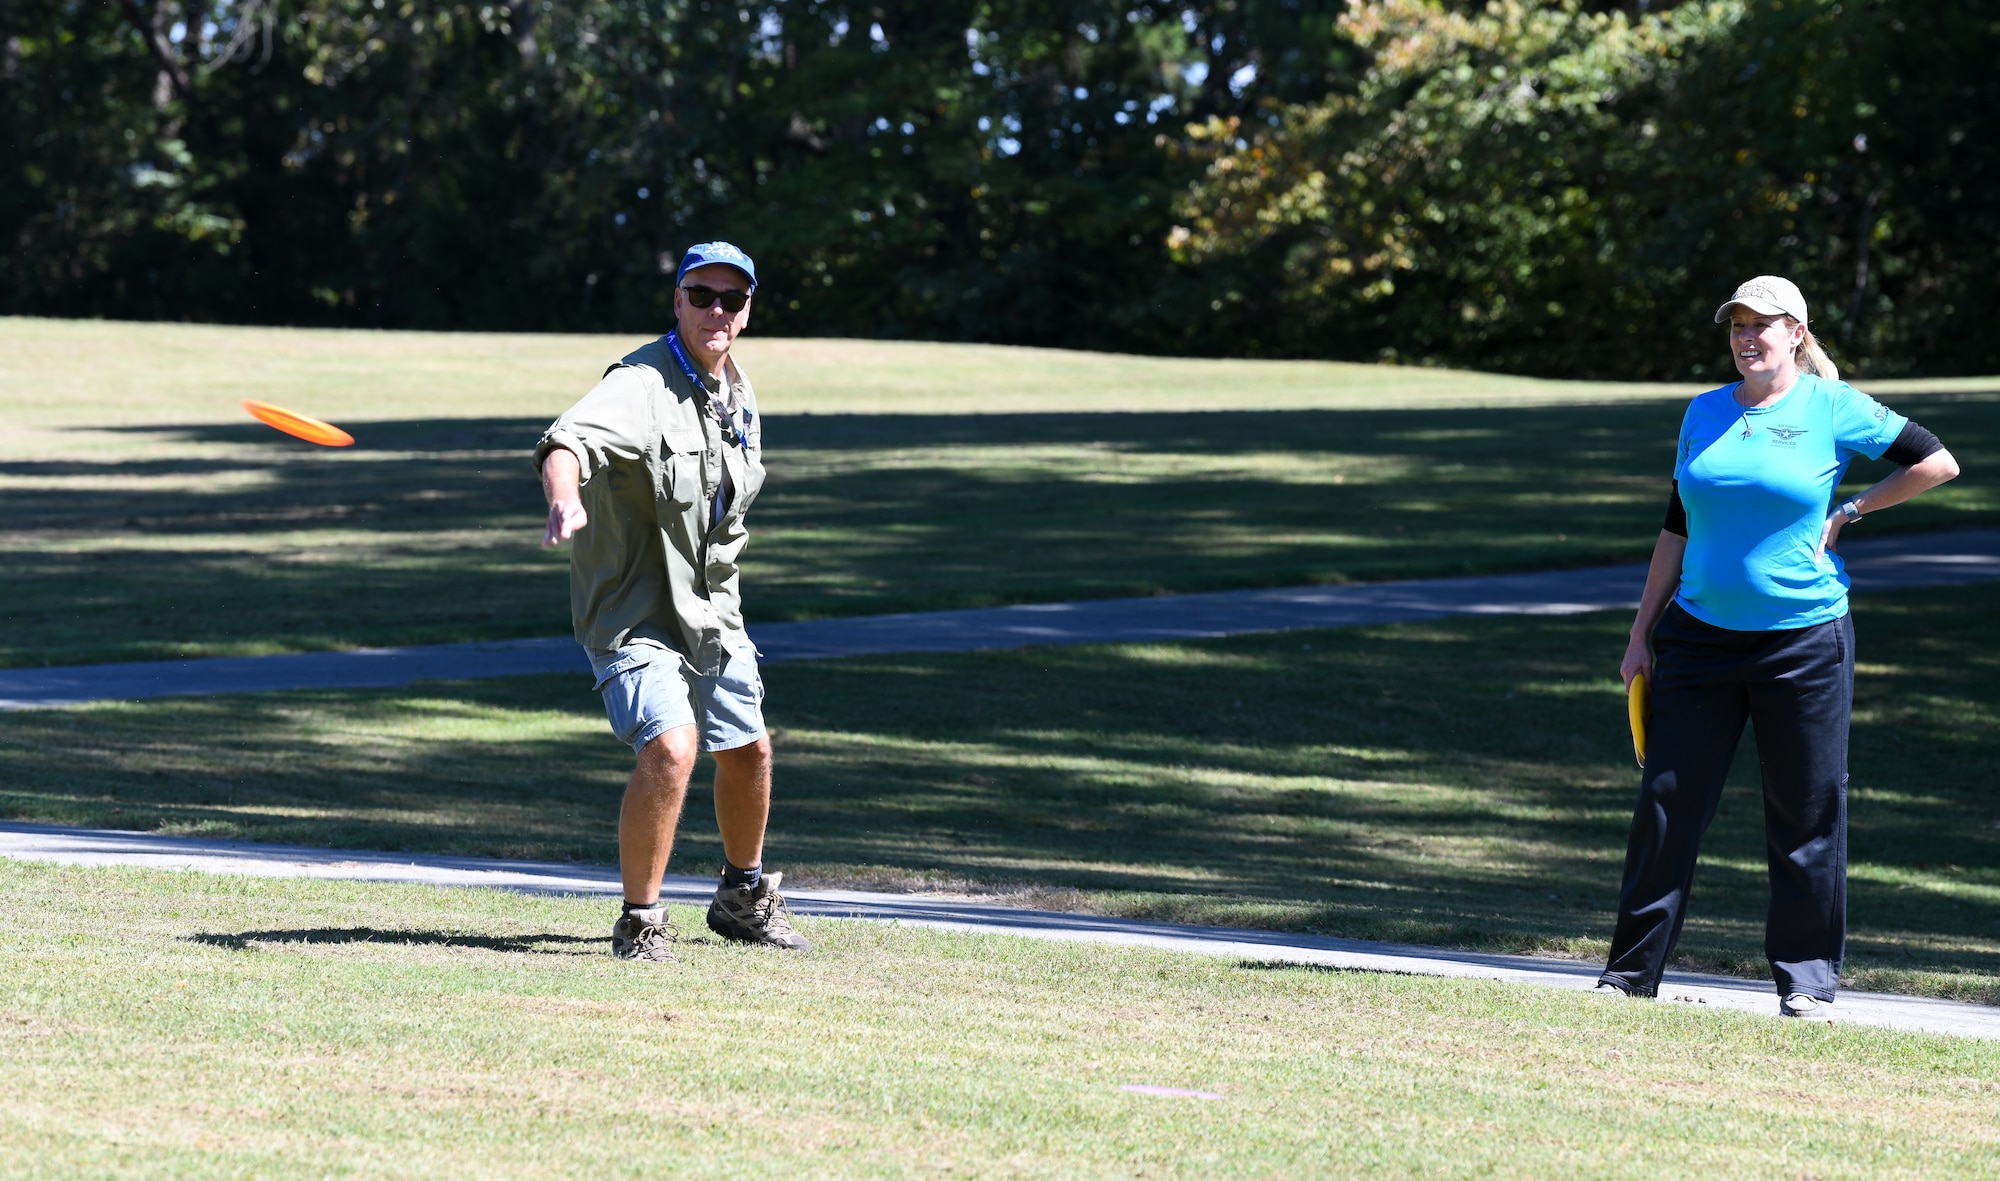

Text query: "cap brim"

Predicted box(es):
[1714, 298, 1795, 324]
[677, 261, 756, 291]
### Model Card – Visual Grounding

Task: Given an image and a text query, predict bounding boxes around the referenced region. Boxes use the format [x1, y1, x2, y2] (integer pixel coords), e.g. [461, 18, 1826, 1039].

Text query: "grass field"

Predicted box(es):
[7, 317, 1996, 667]
[3, 861, 1997, 1179]
[6, 318, 1998, 1169]
[8, 584, 1995, 1004]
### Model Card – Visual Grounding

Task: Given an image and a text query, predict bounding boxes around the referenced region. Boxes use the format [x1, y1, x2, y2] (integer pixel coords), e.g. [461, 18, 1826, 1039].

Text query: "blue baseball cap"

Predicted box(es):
[675, 241, 757, 292]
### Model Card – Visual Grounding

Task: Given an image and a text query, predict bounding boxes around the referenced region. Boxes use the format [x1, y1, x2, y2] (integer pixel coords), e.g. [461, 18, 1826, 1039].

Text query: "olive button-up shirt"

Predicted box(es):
[533, 334, 765, 677]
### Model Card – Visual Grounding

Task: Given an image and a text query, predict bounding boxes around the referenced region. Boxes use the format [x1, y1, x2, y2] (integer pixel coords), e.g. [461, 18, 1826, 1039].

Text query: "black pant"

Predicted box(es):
[1600, 602, 1853, 999]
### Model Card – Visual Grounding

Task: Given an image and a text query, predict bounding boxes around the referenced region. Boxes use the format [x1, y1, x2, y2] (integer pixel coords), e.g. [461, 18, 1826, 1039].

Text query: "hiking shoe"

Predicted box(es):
[1779, 993, 1833, 1021]
[611, 908, 680, 963]
[707, 871, 812, 950]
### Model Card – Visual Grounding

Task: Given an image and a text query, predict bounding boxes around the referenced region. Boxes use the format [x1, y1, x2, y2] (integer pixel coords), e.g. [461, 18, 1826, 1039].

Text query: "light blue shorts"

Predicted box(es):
[586, 637, 765, 755]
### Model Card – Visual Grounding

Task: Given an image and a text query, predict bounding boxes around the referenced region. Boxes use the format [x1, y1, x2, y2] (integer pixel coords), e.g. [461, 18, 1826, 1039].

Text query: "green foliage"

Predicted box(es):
[1177, 0, 2000, 378]
[2, 1, 1995, 375]
[0, 1, 1346, 342]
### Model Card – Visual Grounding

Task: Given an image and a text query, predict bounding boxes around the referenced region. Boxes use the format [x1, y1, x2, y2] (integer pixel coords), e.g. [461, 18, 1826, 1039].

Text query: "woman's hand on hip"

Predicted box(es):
[1815, 511, 1845, 561]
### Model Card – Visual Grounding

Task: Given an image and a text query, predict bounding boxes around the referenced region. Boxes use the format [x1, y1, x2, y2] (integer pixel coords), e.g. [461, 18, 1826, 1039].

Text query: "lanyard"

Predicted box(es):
[664, 330, 751, 451]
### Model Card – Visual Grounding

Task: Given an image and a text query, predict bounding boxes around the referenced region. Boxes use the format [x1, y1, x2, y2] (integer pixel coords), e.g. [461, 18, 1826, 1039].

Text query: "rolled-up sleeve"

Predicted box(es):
[534, 367, 653, 484]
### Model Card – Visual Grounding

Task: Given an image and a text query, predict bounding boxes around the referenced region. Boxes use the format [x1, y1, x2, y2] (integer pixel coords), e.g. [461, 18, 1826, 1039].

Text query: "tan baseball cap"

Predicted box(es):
[1714, 275, 1809, 325]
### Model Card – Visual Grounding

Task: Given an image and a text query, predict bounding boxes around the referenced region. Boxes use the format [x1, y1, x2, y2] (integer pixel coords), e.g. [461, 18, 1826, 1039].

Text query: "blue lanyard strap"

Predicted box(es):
[664, 331, 751, 451]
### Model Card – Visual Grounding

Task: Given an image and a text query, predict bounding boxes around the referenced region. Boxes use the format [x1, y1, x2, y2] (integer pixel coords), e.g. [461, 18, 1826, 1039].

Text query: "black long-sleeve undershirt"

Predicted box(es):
[1882, 420, 1943, 467]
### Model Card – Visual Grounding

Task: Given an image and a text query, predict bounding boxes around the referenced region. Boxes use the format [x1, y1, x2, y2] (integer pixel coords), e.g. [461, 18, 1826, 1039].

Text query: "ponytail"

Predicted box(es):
[1796, 327, 1839, 381]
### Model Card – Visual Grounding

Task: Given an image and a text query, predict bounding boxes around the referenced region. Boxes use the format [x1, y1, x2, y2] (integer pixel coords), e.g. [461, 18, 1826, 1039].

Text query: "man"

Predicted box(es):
[535, 241, 809, 962]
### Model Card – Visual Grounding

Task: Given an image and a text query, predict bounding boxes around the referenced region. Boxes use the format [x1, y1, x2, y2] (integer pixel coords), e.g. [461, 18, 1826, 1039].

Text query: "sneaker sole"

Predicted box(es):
[611, 945, 678, 963]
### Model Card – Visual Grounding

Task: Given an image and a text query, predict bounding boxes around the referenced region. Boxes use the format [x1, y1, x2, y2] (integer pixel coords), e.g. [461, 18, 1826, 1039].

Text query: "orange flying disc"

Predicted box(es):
[1627, 672, 1649, 768]
[241, 399, 354, 447]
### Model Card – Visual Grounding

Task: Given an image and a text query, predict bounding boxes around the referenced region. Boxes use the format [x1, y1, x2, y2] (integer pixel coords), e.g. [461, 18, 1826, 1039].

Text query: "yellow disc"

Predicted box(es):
[1627, 672, 1649, 768]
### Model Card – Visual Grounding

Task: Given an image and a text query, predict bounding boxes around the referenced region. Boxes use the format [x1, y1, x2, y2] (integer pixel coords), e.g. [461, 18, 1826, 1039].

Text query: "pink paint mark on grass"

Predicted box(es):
[1121, 1084, 1225, 1100]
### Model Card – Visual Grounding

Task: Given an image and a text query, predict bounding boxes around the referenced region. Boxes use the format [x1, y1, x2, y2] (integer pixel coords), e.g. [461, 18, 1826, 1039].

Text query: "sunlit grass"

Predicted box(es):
[7, 317, 1995, 666]
[1, 315, 1700, 433]
[1, 861, 1997, 1178]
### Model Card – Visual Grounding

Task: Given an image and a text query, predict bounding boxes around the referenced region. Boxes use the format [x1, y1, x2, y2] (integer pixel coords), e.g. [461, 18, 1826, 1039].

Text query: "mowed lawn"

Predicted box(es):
[6, 316, 1996, 667]
[7, 584, 1996, 1004]
[2, 862, 1997, 1179]
[5, 321, 2000, 1172]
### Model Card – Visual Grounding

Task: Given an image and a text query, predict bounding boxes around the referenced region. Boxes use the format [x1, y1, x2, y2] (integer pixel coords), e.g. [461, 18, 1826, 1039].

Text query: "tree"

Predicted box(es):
[7, 1, 1991, 377]
[1169, 0, 2000, 378]
[2, 1, 1354, 348]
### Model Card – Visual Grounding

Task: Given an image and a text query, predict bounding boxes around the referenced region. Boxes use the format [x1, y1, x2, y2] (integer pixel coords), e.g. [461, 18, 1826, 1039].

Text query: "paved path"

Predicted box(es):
[4, 820, 1996, 1040]
[5, 529, 1997, 710]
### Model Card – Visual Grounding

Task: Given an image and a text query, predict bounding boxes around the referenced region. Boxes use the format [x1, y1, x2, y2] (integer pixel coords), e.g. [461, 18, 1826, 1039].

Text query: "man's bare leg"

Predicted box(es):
[619, 726, 698, 905]
[711, 735, 773, 871]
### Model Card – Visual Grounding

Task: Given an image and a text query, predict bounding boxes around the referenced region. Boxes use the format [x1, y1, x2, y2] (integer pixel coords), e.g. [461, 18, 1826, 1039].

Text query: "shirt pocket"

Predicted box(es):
[721, 446, 764, 523]
[658, 427, 706, 509]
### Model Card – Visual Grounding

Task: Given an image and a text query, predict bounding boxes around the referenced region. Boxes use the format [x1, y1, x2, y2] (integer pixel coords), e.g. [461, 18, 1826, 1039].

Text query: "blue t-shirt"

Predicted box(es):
[1673, 373, 1906, 631]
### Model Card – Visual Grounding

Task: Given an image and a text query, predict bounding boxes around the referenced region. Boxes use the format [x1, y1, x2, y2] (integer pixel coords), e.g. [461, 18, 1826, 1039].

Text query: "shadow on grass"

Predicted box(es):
[1232, 961, 1440, 977]
[5, 585, 1996, 998]
[11, 392, 1996, 666]
[188, 928, 601, 954]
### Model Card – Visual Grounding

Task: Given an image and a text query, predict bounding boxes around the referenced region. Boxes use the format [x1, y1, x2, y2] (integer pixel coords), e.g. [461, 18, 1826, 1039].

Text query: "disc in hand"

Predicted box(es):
[1628, 672, 1649, 769]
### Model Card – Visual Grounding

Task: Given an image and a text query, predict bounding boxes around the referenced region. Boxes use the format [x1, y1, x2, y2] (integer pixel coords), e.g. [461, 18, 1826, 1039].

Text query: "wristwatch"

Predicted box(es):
[1838, 499, 1864, 524]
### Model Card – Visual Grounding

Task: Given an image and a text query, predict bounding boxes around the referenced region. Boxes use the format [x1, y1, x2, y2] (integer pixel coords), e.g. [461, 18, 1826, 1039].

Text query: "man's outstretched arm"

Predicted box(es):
[541, 447, 588, 546]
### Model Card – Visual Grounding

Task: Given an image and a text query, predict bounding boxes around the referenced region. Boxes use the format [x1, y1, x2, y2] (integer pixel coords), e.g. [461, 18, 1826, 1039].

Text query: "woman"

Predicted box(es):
[1596, 275, 1959, 1017]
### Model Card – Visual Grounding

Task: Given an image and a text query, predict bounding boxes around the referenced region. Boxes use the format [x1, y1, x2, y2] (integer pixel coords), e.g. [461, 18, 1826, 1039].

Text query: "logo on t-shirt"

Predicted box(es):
[1767, 426, 1809, 448]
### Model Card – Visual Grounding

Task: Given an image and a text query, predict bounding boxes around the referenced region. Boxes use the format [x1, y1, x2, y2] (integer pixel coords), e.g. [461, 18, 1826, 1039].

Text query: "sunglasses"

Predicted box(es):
[681, 284, 751, 313]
